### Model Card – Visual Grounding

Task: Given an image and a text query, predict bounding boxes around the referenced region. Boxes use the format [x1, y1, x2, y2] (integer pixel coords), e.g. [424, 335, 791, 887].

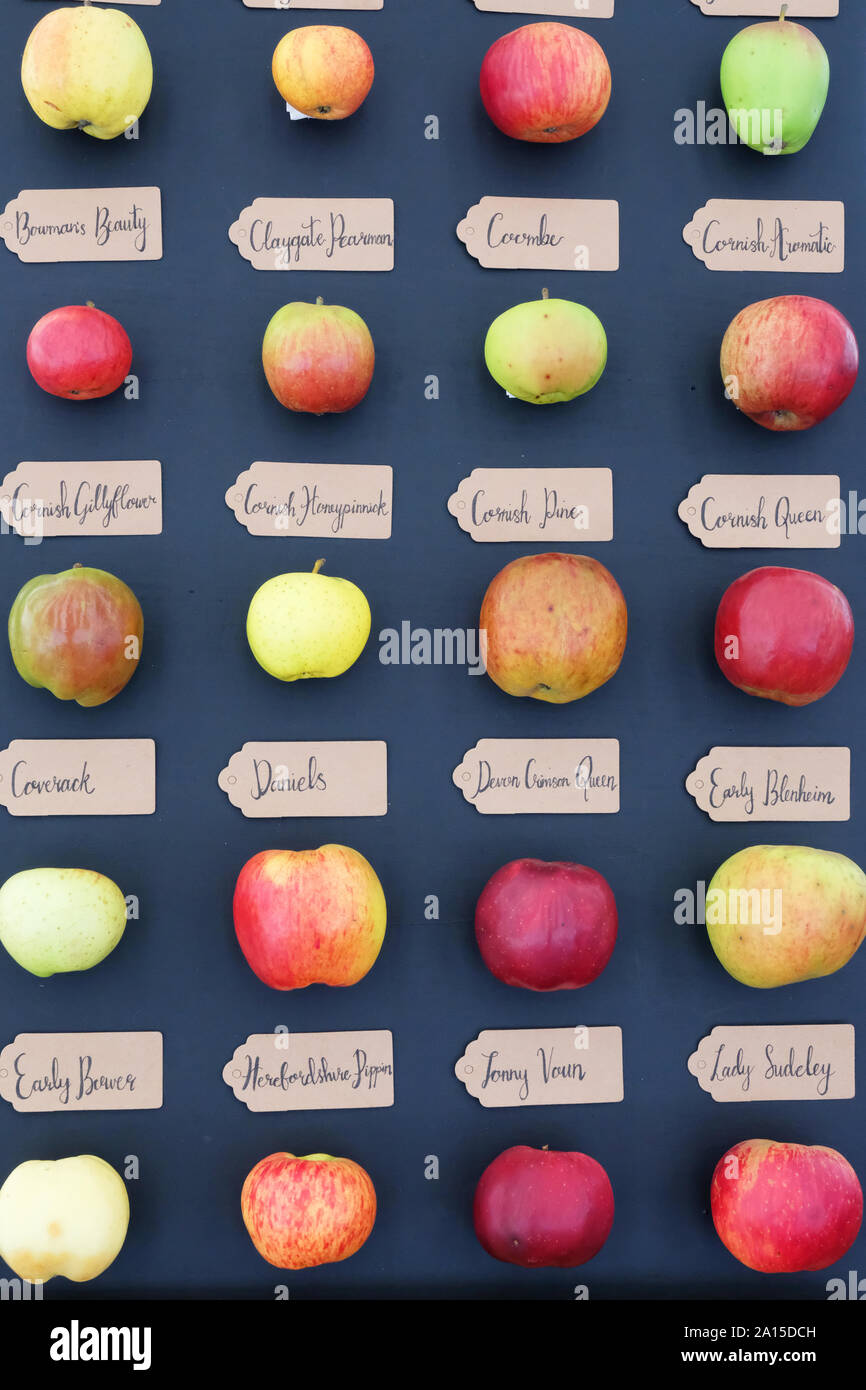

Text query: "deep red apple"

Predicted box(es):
[475, 859, 617, 991]
[262, 297, 374, 414]
[474, 1146, 614, 1269]
[711, 1139, 863, 1274]
[480, 22, 611, 144]
[26, 303, 132, 400]
[715, 566, 854, 707]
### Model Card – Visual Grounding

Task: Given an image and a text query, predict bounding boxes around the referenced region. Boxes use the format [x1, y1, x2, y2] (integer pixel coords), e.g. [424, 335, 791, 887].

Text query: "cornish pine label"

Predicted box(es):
[0, 188, 161, 262]
[229, 198, 394, 271]
[688, 1026, 854, 1103]
[471, 2, 615, 16]
[0, 740, 156, 816]
[0, 1033, 163, 1113]
[219, 742, 387, 818]
[457, 198, 619, 272]
[453, 739, 620, 815]
[0, 462, 162, 539]
[226, 462, 392, 539]
[678, 475, 840, 550]
[683, 201, 844, 273]
[690, 1, 836, 15]
[686, 748, 850, 822]
[223, 1032, 394, 1112]
[448, 468, 612, 542]
[456, 1028, 623, 1108]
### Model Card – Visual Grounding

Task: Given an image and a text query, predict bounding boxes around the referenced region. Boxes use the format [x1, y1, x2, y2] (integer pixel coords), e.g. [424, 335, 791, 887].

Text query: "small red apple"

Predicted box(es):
[272, 26, 374, 120]
[474, 1146, 614, 1269]
[480, 22, 611, 144]
[26, 303, 132, 400]
[242, 1152, 376, 1270]
[262, 297, 374, 414]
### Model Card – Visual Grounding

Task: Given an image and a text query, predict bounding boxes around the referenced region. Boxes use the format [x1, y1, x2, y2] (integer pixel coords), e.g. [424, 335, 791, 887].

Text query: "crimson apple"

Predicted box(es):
[262, 297, 374, 414]
[715, 566, 853, 707]
[480, 22, 611, 144]
[242, 1152, 376, 1270]
[26, 303, 132, 400]
[474, 1146, 614, 1269]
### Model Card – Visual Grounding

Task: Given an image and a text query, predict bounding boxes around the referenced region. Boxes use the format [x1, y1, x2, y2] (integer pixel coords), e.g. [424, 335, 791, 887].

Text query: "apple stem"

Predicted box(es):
[541, 287, 549, 300]
[779, 3, 787, 19]
[86, 300, 95, 309]
[315, 296, 324, 307]
[312, 558, 326, 575]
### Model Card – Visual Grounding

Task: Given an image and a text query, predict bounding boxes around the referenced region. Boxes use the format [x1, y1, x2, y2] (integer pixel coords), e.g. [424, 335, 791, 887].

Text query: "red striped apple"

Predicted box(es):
[480, 22, 611, 144]
[474, 1146, 614, 1268]
[262, 297, 374, 414]
[242, 1153, 376, 1270]
[27, 303, 132, 400]
[272, 26, 374, 120]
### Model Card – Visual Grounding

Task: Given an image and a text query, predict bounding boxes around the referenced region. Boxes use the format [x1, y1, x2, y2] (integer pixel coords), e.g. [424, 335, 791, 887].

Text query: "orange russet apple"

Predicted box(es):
[272, 26, 374, 120]
[242, 1153, 376, 1270]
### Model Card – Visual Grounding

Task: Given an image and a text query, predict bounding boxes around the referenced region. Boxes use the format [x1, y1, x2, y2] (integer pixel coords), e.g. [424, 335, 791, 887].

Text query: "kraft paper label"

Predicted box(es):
[0, 188, 161, 262]
[223, 1032, 393, 1112]
[457, 198, 619, 272]
[0, 1034, 163, 1113]
[690, 1, 836, 14]
[0, 462, 162, 539]
[448, 468, 612, 543]
[219, 741, 387, 818]
[678, 475, 840, 550]
[684, 201, 844, 274]
[229, 198, 394, 271]
[34, 1, 161, 4]
[0, 740, 155, 817]
[453, 739, 619, 815]
[688, 1026, 854, 1102]
[244, 1, 382, 8]
[226, 462, 392, 539]
[686, 748, 850, 822]
[456, 1028, 623, 1108]
[472, 2, 615, 16]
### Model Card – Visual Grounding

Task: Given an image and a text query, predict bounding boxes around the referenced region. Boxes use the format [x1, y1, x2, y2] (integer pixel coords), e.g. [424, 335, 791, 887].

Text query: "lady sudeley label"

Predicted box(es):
[690, 1, 836, 14]
[456, 1028, 623, 1108]
[219, 742, 387, 817]
[226, 462, 392, 539]
[0, 188, 161, 263]
[230, 199, 394, 271]
[471, 2, 615, 16]
[0, 740, 155, 816]
[0, 462, 162, 539]
[458, 198, 619, 272]
[453, 739, 619, 815]
[688, 1026, 854, 1103]
[223, 1032, 393, 1112]
[684, 201, 844, 273]
[686, 748, 850, 822]
[678, 475, 839, 550]
[0, 1034, 163, 1112]
[448, 468, 612, 542]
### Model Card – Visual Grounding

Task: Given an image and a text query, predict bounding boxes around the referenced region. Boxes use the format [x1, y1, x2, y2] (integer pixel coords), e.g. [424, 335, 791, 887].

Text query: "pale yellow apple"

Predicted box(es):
[0, 867, 127, 978]
[0, 1156, 129, 1284]
[21, 6, 153, 140]
[247, 559, 371, 681]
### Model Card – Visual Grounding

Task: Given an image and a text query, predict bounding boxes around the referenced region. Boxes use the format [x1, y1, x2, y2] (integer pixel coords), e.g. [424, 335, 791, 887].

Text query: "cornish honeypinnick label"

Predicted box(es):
[453, 739, 620, 815]
[678, 475, 840, 550]
[688, 1026, 854, 1103]
[0, 740, 155, 816]
[0, 462, 162, 539]
[223, 1032, 394, 1112]
[0, 1033, 163, 1113]
[229, 198, 394, 271]
[226, 462, 392, 539]
[457, 198, 619, 272]
[683, 201, 844, 273]
[686, 748, 850, 822]
[219, 742, 387, 818]
[448, 468, 612, 542]
[456, 1027, 623, 1108]
[0, 188, 161, 262]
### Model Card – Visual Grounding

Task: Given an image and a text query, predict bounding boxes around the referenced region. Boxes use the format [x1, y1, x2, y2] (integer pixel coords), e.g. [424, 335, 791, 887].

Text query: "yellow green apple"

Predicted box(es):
[484, 292, 607, 405]
[0, 1156, 129, 1284]
[246, 559, 371, 682]
[0, 868, 127, 978]
[721, 12, 829, 157]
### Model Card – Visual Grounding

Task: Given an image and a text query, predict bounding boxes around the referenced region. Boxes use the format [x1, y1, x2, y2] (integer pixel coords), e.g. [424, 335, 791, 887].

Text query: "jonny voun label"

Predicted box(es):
[453, 739, 620, 815]
[229, 198, 394, 271]
[219, 741, 387, 818]
[456, 1028, 623, 1108]
[683, 200, 844, 274]
[223, 1032, 394, 1112]
[0, 740, 156, 817]
[226, 462, 392, 539]
[457, 198, 619, 272]
[678, 475, 840, 550]
[0, 462, 162, 539]
[688, 1025, 854, 1103]
[0, 188, 161, 263]
[0, 1033, 163, 1113]
[690, 1, 836, 15]
[448, 468, 612, 543]
[471, 2, 615, 16]
[686, 748, 850, 823]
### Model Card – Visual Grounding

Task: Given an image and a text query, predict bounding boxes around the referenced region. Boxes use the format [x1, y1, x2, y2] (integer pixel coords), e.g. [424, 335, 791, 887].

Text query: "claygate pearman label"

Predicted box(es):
[230, 198, 394, 271]
[686, 747, 850, 823]
[453, 739, 620, 814]
[688, 1026, 854, 1102]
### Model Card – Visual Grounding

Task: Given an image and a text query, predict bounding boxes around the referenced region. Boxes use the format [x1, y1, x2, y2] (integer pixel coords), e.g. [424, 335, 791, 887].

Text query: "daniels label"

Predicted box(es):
[453, 739, 620, 815]
[678, 475, 840, 550]
[219, 741, 388, 818]
[0, 188, 161, 262]
[457, 197, 619, 271]
[0, 462, 162, 539]
[456, 1027, 623, 1108]
[448, 467, 612, 542]
[226, 462, 392, 539]
[684, 200, 844, 273]
[0, 740, 156, 817]
[229, 198, 394, 271]
[223, 1032, 394, 1112]
[686, 747, 850, 822]
[0, 1033, 163, 1113]
[688, 1025, 854, 1103]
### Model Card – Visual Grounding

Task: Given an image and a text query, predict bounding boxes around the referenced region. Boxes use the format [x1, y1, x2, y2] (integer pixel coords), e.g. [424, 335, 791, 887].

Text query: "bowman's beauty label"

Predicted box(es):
[678, 475, 840, 550]
[229, 198, 394, 271]
[0, 1034, 163, 1113]
[0, 188, 161, 263]
[683, 201, 844, 274]
[0, 740, 156, 817]
[226, 462, 392, 539]
[0, 461, 162, 539]
[219, 741, 387, 818]
[453, 739, 619, 815]
[690, 1, 836, 15]
[457, 198, 619, 272]
[688, 1026, 854, 1103]
[448, 467, 612, 543]
[456, 1027, 623, 1108]
[223, 1032, 393, 1112]
[686, 748, 850, 823]
[471, 2, 615, 16]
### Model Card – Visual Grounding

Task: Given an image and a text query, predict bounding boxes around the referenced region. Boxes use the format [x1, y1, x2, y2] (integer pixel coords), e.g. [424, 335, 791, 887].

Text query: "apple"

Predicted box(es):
[233, 845, 386, 990]
[721, 13, 829, 156]
[27, 303, 132, 401]
[485, 292, 607, 405]
[475, 859, 617, 991]
[711, 1140, 862, 1274]
[262, 298, 374, 414]
[721, 297, 858, 432]
[474, 1146, 614, 1268]
[0, 1156, 129, 1284]
[272, 26, 374, 120]
[242, 1152, 376, 1270]
[9, 564, 143, 707]
[0, 868, 127, 979]
[715, 566, 853, 707]
[705, 844, 866, 990]
[21, 5, 153, 141]
[246, 559, 371, 682]
[480, 552, 627, 704]
[480, 22, 611, 144]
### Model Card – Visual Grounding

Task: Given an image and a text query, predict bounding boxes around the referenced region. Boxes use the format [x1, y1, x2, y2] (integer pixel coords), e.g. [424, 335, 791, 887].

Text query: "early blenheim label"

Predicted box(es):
[229, 198, 394, 271]
[686, 748, 850, 822]
[683, 201, 844, 273]
[457, 198, 619, 272]
[219, 741, 387, 817]
[448, 468, 612, 542]
[0, 1034, 163, 1113]
[690, 1, 836, 15]
[678, 475, 840, 550]
[453, 739, 620, 814]
[223, 1032, 394, 1112]
[0, 462, 162, 539]
[0, 740, 156, 817]
[456, 1028, 623, 1108]
[0, 188, 161, 263]
[472, 2, 615, 16]
[226, 462, 392, 539]
[688, 1026, 854, 1103]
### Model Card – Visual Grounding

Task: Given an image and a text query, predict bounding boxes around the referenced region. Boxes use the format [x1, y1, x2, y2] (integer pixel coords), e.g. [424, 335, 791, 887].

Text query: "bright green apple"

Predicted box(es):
[484, 293, 607, 405]
[0, 868, 127, 978]
[0, 1156, 129, 1284]
[720, 11, 829, 156]
[247, 559, 371, 681]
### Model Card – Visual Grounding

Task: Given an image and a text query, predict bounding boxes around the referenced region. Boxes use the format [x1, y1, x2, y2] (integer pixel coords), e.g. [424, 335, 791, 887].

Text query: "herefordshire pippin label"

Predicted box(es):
[456, 1028, 623, 1108]
[0, 462, 162, 539]
[471, 2, 615, 16]
[688, 1026, 854, 1103]
[448, 468, 612, 542]
[453, 739, 619, 815]
[223, 1032, 393, 1112]
[686, 748, 850, 822]
[219, 741, 387, 817]
[0, 740, 155, 817]
[226, 462, 392, 539]
[678, 475, 840, 549]
[0, 1033, 163, 1113]
[690, 1, 836, 15]
[457, 198, 619, 272]
[229, 198, 394, 271]
[0, 188, 161, 262]
[684, 201, 844, 273]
